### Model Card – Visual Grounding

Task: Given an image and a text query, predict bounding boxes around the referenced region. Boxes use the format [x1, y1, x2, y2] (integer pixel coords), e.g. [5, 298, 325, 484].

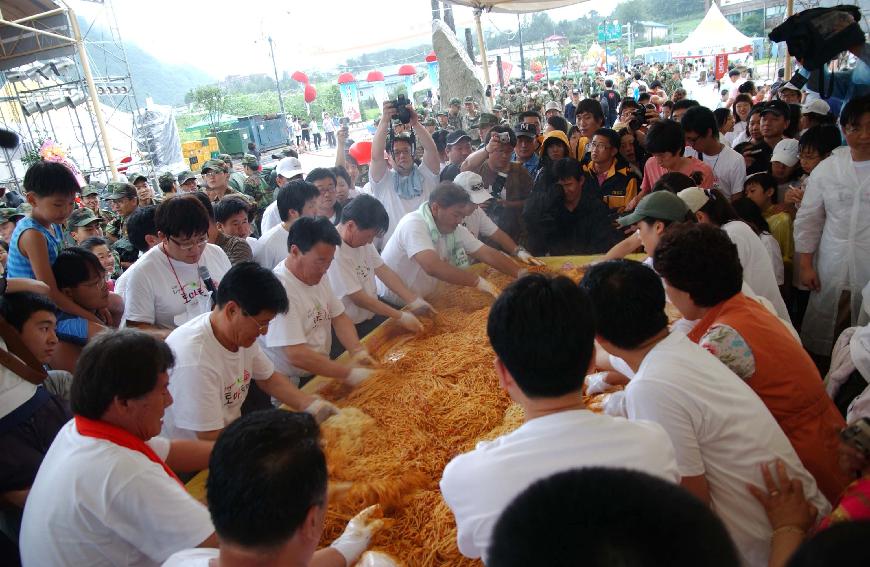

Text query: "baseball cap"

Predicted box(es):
[760, 100, 790, 118]
[446, 130, 472, 146]
[0, 208, 19, 224]
[544, 101, 562, 112]
[572, 88, 580, 94]
[201, 159, 227, 174]
[158, 171, 176, 185]
[275, 157, 304, 179]
[617, 191, 689, 228]
[177, 170, 197, 185]
[802, 99, 830, 116]
[463, 96, 474, 104]
[477, 113, 498, 128]
[106, 182, 138, 200]
[677, 187, 711, 213]
[780, 82, 801, 93]
[68, 207, 102, 227]
[241, 154, 259, 168]
[453, 171, 491, 205]
[127, 172, 147, 184]
[771, 138, 800, 167]
[218, 153, 233, 162]
[513, 123, 538, 138]
[449, 97, 462, 106]
[81, 184, 101, 197]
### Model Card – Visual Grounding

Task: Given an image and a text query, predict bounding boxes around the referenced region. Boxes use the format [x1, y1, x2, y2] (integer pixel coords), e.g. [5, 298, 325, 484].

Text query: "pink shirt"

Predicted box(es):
[640, 156, 715, 193]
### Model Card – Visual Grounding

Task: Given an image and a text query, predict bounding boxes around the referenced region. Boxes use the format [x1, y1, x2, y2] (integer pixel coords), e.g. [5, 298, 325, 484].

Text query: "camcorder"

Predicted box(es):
[391, 94, 412, 124]
[492, 132, 512, 144]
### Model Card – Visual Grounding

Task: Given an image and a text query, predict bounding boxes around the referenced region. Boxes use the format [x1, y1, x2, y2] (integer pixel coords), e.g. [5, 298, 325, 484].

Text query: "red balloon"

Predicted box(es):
[291, 70, 309, 84]
[304, 84, 317, 104]
[425, 51, 437, 63]
[348, 141, 372, 166]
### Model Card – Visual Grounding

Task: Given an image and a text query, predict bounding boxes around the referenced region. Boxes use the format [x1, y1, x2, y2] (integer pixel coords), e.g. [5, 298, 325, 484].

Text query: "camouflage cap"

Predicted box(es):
[477, 113, 498, 128]
[463, 96, 474, 104]
[158, 171, 176, 185]
[421, 117, 437, 126]
[435, 110, 448, 117]
[126, 172, 148, 184]
[492, 104, 504, 112]
[449, 97, 462, 106]
[106, 181, 137, 200]
[81, 184, 101, 197]
[0, 208, 19, 224]
[218, 153, 233, 162]
[67, 207, 102, 227]
[201, 159, 227, 174]
[241, 154, 259, 168]
[177, 170, 197, 184]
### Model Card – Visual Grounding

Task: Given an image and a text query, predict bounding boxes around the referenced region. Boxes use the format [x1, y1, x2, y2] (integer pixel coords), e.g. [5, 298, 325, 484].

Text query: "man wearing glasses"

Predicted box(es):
[580, 128, 640, 215]
[123, 195, 231, 338]
[104, 182, 139, 244]
[201, 159, 253, 206]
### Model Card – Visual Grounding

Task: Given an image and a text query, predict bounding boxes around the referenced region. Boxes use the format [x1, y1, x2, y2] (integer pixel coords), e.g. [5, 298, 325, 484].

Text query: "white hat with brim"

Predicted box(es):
[453, 171, 491, 205]
[771, 138, 799, 168]
[276, 157, 303, 178]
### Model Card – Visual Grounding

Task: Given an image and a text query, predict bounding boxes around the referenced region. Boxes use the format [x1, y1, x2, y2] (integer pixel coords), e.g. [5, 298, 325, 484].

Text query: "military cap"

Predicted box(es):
[81, 184, 101, 197]
[68, 207, 102, 227]
[449, 97, 462, 106]
[177, 170, 197, 185]
[492, 104, 504, 112]
[14, 203, 31, 217]
[0, 208, 20, 224]
[463, 96, 474, 104]
[126, 172, 147, 184]
[105, 182, 137, 200]
[158, 171, 176, 185]
[477, 113, 498, 128]
[218, 153, 233, 162]
[201, 159, 227, 174]
[241, 154, 259, 168]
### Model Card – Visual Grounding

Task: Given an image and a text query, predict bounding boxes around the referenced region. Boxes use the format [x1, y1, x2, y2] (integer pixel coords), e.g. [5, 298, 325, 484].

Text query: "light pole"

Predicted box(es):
[518, 14, 526, 81]
[267, 35, 287, 118]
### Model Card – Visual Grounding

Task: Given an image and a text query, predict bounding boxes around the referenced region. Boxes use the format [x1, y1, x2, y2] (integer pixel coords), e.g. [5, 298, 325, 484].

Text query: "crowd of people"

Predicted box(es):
[0, 52, 868, 567]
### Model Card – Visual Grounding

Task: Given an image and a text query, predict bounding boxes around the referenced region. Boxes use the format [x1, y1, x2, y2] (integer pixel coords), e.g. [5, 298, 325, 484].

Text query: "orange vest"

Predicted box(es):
[688, 293, 849, 502]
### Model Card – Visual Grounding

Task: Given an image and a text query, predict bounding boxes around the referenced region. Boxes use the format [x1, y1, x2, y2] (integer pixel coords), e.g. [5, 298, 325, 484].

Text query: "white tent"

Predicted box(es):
[673, 4, 752, 59]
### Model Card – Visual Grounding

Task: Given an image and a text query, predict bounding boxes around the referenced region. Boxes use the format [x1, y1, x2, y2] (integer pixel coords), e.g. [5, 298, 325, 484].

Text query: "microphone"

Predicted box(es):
[0, 129, 19, 150]
[198, 266, 217, 308]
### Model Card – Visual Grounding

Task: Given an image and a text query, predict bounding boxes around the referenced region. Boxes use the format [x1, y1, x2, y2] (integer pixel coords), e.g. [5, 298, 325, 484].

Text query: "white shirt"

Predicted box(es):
[245, 236, 259, 255]
[369, 164, 438, 245]
[327, 242, 385, 324]
[0, 338, 37, 418]
[113, 262, 132, 300]
[162, 549, 217, 566]
[20, 421, 214, 567]
[461, 206, 499, 240]
[260, 200, 281, 235]
[260, 262, 345, 379]
[700, 143, 746, 199]
[722, 220, 789, 320]
[123, 244, 231, 329]
[761, 232, 785, 286]
[441, 410, 680, 562]
[624, 333, 830, 567]
[378, 210, 483, 305]
[161, 313, 275, 440]
[254, 223, 289, 271]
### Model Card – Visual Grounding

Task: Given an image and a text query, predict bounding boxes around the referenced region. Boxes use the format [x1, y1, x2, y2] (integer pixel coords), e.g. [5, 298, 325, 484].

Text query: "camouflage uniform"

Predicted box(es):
[81, 185, 116, 225]
[240, 154, 274, 213]
[446, 97, 463, 132]
[103, 182, 138, 241]
[506, 91, 524, 124]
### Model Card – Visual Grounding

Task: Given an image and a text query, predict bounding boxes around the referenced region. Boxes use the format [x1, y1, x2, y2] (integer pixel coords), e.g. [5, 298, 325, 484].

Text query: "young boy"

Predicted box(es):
[743, 172, 793, 280]
[78, 236, 121, 284]
[7, 162, 106, 330]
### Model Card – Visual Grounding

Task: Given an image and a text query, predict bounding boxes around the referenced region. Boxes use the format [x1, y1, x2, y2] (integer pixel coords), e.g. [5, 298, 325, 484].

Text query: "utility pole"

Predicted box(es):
[603, 18, 608, 72]
[267, 36, 286, 118]
[518, 14, 526, 81]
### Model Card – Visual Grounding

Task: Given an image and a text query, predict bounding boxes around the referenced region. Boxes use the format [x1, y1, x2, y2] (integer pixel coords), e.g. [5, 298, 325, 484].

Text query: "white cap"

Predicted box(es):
[780, 82, 802, 93]
[677, 187, 710, 213]
[453, 171, 491, 205]
[276, 157, 303, 179]
[544, 101, 562, 112]
[802, 99, 830, 116]
[771, 138, 799, 167]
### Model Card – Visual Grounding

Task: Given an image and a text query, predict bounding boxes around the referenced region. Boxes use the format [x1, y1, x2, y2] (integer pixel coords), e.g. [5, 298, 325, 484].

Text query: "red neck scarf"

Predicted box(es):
[74, 415, 183, 486]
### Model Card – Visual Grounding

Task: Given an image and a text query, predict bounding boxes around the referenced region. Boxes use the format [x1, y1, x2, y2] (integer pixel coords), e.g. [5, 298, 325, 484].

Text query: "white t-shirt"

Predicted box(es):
[326, 242, 385, 324]
[461, 206, 499, 240]
[254, 223, 289, 271]
[369, 164, 437, 245]
[123, 244, 231, 329]
[113, 262, 132, 300]
[701, 144, 746, 199]
[722, 220, 789, 320]
[624, 333, 830, 567]
[260, 262, 345, 379]
[761, 232, 785, 286]
[162, 549, 217, 566]
[161, 313, 274, 440]
[20, 421, 214, 567]
[260, 200, 281, 235]
[245, 236, 259, 255]
[440, 410, 680, 562]
[0, 338, 38, 418]
[378, 210, 484, 305]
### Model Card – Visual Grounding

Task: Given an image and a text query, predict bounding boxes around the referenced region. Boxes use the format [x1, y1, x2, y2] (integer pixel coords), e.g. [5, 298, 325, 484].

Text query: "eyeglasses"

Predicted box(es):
[168, 235, 208, 251]
[587, 142, 612, 150]
[392, 149, 413, 157]
[203, 170, 225, 177]
[243, 311, 271, 332]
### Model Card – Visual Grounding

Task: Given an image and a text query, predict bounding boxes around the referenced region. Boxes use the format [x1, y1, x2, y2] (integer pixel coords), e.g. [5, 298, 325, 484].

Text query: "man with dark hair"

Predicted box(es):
[563, 88, 581, 125]
[161, 262, 337, 442]
[214, 195, 255, 245]
[162, 410, 383, 567]
[260, 217, 376, 387]
[439, 130, 473, 182]
[255, 180, 319, 271]
[511, 122, 541, 177]
[602, 78, 621, 127]
[670, 98, 700, 123]
[104, 182, 139, 244]
[460, 125, 534, 241]
[725, 68, 744, 108]
[369, 100, 440, 244]
[113, 205, 158, 299]
[573, 99, 606, 159]
[681, 106, 747, 199]
[523, 158, 623, 256]
[638, 119, 714, 201]
[260, 156, 306, 234]
[581, 127, 639, 213]
[158, 172, 178, 197]
[579, 260, 830, 567]
[759, 100, 791, 152]
[487, 468, 739, 567]
[441, 275, 678, 562]
[328, 195, 432, 344]
[20, 329, 217, 566]
[189, 191, 253, 266]
[305, 167, 340, 223]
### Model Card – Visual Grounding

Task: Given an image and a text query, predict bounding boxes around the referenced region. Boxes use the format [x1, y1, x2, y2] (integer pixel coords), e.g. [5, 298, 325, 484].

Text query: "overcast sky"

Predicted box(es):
[72, 0, 618, 79]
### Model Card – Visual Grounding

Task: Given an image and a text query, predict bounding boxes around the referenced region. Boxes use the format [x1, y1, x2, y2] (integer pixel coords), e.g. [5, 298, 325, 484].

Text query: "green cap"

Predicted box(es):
[201, 159, 227, 174]
[422, 117, 437, 126]
[617, 191, 689, 228]
[106, 181, 137, 200]
[0, 208, 19, 224]
[177, 170, 197, 184]
[68, 207, 102, 227]
[464, 96, 474, 103]
[241, 154, 259, 168]
[492, 104, 504, 112]
[127, 172, 147, 184]
[477, 113, 498, 128]
[449, 97, 462, 106]
[436, 110, 448, 117]
[81, 184, 101, 197]
[218, 153, 233, 162]
[158, 171, 176, 184]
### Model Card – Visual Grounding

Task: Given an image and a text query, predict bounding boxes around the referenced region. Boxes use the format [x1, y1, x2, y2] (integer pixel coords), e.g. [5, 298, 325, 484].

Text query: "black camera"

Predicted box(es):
[392, 94, 412, 124]
[629, 107, 647, 130]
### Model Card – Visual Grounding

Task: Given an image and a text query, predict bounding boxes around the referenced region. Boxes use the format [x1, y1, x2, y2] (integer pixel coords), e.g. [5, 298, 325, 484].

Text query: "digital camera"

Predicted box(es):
[392, 94, 412, 124]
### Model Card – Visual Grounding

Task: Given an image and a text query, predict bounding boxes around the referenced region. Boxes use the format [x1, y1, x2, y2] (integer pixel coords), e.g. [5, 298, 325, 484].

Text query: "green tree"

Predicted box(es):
[612, 0, 650, 25]
[190, 85, 227, 134]
[735, 13, 765, 37]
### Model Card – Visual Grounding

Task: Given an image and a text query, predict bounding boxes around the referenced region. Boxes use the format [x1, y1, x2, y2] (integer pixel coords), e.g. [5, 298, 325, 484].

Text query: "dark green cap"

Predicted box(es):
[0, 208, 20, 224]
[158, 171, 176, 184]
[218, 153, 233, 162]
[106, 182, 137, 200]
[127, 172, 148, 184]
[464, 96, 474, 103]
[477, 113, 498, 128]
[449, 97, 462, 106]
[241, 154, 259, 168]
[617, 191, 689, 228]
[177, 170, 197, 184]
[81, 184, 101, 197]
[68, 207, 102, 227]
[201, 159, 227, 174]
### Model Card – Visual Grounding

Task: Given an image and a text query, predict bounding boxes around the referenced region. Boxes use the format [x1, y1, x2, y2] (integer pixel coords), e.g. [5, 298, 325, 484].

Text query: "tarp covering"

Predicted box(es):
[135, 105, 184, 171]
[673, 4, 752, 59]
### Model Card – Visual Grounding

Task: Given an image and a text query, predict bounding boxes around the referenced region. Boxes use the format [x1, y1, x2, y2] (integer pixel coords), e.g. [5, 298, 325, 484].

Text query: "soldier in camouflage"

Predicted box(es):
[220, 153, 249, 194]
[491, 104, 510, 126]
[446, 97, 463, 132]
[240, 154, 274, 215]
[104, 182, 139, 243]
[158, 171, 178, 197]
[462, 96, 481, 145]
[505, 88, 523, 124]
[80, 184, 116, 226]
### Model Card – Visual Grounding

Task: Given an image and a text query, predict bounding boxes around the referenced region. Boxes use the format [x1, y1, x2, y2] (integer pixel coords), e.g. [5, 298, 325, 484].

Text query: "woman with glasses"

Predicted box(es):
[122, 195, 231, 338]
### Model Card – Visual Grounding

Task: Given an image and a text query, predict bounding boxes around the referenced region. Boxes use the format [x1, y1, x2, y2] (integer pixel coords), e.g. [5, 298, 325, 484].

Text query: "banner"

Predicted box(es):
[427, 61, 439, 94]
[715, 53, 729, 80]
[339, 81, 362, 123]
[371, 81, 387, 109]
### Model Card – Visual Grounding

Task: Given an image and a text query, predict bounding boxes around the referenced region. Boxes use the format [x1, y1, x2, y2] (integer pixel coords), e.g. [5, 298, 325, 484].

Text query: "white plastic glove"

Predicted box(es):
[330, 504, 385, 566]
[357, 551, 401, 567]
[585, 371, 617, 396]
[476, 276, 500, 298]
[516, 247, 545, 266]
[303, 398, 340, 424]
[407, 296, 437, 315]
[346, 367, 375, 386]
[394, 311, 423, 333]
[349, 348, 378, 367]
[603, 391, 627, 418]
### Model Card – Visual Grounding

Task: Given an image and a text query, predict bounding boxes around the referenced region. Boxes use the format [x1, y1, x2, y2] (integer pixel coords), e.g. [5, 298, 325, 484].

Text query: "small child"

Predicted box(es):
[7, 161, 105, 329]
[78, 236, 120, 289]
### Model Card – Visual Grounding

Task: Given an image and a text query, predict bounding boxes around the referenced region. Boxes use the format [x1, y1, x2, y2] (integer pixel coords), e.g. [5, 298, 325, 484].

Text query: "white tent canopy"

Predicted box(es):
[673, 4, 752, 59]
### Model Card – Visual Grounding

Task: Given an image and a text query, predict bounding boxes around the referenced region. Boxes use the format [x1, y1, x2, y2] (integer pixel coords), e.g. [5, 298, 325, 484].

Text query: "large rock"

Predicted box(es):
[432, 19, 487, 111]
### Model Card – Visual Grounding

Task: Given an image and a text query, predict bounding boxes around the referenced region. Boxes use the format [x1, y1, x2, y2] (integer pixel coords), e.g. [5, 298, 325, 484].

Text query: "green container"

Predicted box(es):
[215, 129, 246, 155]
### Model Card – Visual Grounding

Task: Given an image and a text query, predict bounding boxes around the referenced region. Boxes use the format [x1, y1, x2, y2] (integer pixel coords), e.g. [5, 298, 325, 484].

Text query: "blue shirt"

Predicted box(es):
[512, 152, 540, 177]
[7, 217, 64, 279]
